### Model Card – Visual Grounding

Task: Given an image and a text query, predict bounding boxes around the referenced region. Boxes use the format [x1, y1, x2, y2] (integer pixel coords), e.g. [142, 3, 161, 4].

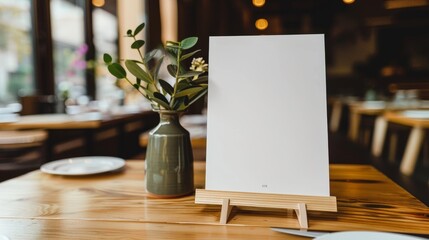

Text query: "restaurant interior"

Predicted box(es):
[0, 0, 429, 238]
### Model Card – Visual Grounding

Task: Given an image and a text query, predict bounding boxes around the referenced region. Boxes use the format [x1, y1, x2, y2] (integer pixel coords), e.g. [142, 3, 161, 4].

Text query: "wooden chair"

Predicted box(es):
[0, 130, 48, 181]
[20, 95, 57, 115]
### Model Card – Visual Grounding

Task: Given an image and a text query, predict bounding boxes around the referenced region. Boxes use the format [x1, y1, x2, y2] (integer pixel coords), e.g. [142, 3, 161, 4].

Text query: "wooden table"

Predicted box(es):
[372, 111, 429, 175]
[0, 161, 428, 239]
[0, 112, 154, 130]
[0, 112, 158, 162]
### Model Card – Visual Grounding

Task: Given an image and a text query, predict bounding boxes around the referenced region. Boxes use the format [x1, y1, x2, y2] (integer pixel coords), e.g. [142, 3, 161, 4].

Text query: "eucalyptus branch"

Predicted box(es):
[132, 36, 159, 92]
[133, 36, 146, 65]
[172, 47, 182, 98]
[104, 22, 208, 111]
[124, 77, 149, 99]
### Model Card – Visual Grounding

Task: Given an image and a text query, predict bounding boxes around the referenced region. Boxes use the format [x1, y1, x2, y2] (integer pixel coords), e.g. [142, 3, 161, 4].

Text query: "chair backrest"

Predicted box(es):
[20, 95, 57, 115]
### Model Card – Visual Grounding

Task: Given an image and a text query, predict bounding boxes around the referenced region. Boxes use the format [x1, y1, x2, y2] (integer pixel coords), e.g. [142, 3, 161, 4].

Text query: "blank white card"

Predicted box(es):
[205, 34, 330, 197]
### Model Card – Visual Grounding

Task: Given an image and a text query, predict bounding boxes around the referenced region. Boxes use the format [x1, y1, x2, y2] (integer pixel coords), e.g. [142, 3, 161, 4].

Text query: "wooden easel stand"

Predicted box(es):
[195, 189, 337, 229]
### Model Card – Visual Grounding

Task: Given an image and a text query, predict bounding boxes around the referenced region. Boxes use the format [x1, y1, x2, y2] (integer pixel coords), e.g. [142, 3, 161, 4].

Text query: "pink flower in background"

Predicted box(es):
[66, 44, 90, 78]
[72, 59, 87, 70]
[72, 44, 89, 70]
[76, 44, 89, 56]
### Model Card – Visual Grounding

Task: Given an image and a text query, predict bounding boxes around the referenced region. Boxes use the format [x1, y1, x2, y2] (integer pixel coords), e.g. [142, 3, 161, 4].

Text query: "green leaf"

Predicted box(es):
[178, 71, 201, 79]
[152, 56, 164, 80]
[174, 87, 203, 98]
[180, 49, 201, 61]
[172, 96, 188, 110]
[133, 83, 140, 90]
[126, 29, 133, 37]
[180, 37, 198, 50]
[107, 63, 127, 79]
[125, 60, 152, 83]
[134, 22, 145, 36]
[165, 47, 178, 61]
[152, 92, 170, 109]
[131, 40, 145, 49]
[159, 79, 174, 95]
[193, 76, 208, 84]
[166, 41, 180, 47]
[167, 64, 177, 77]
[103, 53, 112, 64]
[141, 87, 154, 98]
[144, 49, 158, 63]
[176, 80, 192, 91]
[187, 88, 208, 107]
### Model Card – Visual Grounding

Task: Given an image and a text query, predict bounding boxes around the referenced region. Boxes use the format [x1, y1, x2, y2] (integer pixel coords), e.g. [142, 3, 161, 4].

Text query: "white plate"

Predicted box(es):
[315, 231, 427, 240]
[41, 156, 125, 176]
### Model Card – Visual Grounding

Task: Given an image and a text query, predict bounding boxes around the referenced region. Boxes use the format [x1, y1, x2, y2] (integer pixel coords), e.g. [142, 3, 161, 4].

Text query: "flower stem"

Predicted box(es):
[132, 36, 160, 92]
[124, 77, 149, 100]
[172, 47, 182, 99]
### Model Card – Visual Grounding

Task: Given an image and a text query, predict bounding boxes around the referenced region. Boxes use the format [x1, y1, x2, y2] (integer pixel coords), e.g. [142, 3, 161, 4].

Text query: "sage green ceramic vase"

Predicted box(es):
[145, 110, 194, 198]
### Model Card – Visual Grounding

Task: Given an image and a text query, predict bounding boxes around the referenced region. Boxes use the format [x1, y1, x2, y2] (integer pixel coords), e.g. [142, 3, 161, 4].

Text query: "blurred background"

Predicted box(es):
[1, 0, 429, 111]
[0, 0, 428, 203]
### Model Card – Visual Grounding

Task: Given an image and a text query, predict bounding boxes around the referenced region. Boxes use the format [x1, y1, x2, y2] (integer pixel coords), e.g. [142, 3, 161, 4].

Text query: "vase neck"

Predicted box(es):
[158, 111, 180, 124]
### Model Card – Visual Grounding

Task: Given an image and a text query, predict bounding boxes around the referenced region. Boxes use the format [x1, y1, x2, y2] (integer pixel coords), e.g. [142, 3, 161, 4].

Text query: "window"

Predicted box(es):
[0, 0, 34, 104]
[93, 6, 120, 102]
[50, 0, 86, 101]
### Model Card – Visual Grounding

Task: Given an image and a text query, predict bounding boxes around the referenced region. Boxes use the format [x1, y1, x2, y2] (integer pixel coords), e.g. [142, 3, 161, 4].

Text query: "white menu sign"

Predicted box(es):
[205, 34, 330, 197]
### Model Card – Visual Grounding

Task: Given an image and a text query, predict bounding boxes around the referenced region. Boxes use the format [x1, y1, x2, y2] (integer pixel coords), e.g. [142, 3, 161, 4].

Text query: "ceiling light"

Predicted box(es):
[252, 0, 266, 7]
[255, 18, 268, 30]
[342, 0, 355, 4]
[92, 0, 105, 7]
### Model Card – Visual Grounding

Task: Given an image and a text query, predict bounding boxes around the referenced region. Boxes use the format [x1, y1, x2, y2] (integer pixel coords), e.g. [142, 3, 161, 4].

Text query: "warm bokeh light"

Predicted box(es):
[255, 18, 268, 30]
[342, 0, 355, 4]
[92, 0, 105, 7]
[252, 0, 266, 7]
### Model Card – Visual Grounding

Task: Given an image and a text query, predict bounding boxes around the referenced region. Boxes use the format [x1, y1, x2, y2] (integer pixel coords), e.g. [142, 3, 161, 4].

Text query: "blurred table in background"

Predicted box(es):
[347, 101, 387, 145]
[328, 96, 358, 133]
[346, 100, 429, 145]
[0, 111, 158, 163]
[372, 110, 429, 176]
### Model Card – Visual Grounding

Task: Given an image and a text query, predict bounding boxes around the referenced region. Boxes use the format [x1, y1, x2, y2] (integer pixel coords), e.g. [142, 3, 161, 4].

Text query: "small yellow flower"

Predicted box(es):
[190, 57, 208, 72]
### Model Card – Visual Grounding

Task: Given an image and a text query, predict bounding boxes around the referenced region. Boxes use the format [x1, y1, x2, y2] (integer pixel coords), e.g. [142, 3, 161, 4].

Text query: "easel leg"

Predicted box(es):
[294, 203, 308, 229]
[220, 198, 233, 224]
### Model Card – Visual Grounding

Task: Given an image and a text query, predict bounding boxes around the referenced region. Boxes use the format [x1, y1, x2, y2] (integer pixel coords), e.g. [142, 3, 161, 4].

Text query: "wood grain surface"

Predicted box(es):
[0, 161, 428, 239]
[0, 219, 304, 240]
